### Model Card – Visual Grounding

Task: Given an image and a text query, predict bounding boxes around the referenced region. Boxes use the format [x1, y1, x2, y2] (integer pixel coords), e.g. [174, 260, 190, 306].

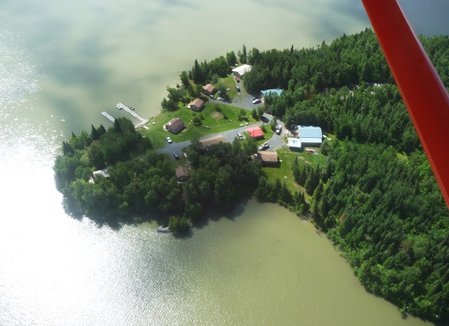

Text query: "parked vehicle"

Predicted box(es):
[258, 142, 269, 150]
[166, 136, 172, 144]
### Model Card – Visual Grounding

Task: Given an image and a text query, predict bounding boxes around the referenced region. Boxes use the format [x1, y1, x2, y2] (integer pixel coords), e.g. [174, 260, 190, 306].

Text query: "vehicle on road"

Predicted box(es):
[258, 142, 269, 150]
[275, 126, 282, 135]
[237, 132, 243, 139]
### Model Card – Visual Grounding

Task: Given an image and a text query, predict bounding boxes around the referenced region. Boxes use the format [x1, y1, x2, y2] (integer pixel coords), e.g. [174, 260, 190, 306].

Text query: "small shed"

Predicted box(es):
[165, 117, 185, 134]
[175, 165, 189, 182]
[297, 126, 323, 146]
[258, 151, 279, 167]
[188, 98, 205, 111]
[232, 64, 252, 78]
[246, 126, 264, 139]
[199, 135, 225, 148]
[287, 137, 302, 150]
[202, 83, 216, 95]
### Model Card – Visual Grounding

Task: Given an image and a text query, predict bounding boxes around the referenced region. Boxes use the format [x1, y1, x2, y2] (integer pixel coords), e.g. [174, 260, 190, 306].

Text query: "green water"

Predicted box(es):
[1, 0, 447, 324]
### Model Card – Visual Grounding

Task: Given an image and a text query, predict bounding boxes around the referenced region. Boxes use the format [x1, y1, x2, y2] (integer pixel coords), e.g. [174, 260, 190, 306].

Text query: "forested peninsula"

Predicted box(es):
[54, 29, 449, 322]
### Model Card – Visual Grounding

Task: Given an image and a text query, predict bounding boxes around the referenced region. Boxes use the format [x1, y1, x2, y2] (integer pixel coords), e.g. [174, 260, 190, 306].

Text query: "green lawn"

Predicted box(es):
[141, 102, 258, 148]
[263, 148, 303, 193]
[263, 147, 327, 196]
[217, 76, 239, 99]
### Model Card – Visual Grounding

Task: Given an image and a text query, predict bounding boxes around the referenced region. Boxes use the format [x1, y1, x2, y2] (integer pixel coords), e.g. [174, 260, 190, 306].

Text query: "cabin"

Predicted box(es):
[258, 151, 280, 167]
[202, 83, 216, 96]
[165, 117, 185, 134]
[246, 126, 264, 139]
[175, 165, 189, 182]
[199, 135, 225, 148]
[287, 137, 302, 151]
[188, 98, 205, 112]
[232, 64, 252, 79]
[297, 126, 323, 146]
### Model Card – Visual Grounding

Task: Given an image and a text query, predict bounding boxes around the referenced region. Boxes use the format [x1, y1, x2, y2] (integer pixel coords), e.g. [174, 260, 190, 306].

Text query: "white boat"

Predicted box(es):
[157, 225, 171, 233]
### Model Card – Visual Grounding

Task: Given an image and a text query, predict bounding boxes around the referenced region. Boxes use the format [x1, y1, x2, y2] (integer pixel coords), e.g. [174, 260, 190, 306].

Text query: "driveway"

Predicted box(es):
[228, 76, 262, 111]
[157, 121, 263, 157]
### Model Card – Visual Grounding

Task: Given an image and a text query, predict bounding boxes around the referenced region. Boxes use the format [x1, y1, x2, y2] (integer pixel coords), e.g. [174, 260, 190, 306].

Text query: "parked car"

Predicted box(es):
[275, 126, 282, 135]
[237, 132, 243, 139]
[172, 152, 179, 160]
[258, 142, 269, 150]
[166, 136, 172, 144]
[236, 85, 240, 92]
[252, 98, 261, 104]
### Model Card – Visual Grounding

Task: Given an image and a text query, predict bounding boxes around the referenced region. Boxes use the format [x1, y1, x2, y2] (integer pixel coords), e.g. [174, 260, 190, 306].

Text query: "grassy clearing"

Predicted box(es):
[217, 76, 239, 99]
[141, 102, 258, 148]
[296, 150, 327, 167]
[263, 147, 327, 195]
[263, 147, 302, 193]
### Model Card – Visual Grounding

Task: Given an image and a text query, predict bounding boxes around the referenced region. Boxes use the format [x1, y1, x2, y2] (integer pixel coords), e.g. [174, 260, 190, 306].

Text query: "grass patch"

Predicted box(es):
[141, 102, 258, 148]
[263, 147, 327, 195]
[217, 76, 239, 99]
[263, 148, 302, 193]
[297, 150, 327, 167]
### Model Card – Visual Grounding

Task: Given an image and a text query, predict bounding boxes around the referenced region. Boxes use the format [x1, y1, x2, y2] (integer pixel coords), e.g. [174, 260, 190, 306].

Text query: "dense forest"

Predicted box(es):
[54, 28, 449, 322]
[240, 29, 449, 322]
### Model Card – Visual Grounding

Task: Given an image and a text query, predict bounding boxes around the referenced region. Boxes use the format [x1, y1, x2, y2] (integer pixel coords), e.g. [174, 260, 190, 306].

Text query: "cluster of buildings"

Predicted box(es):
[165, 82, 221, 135]
[162, 62, 324, 173]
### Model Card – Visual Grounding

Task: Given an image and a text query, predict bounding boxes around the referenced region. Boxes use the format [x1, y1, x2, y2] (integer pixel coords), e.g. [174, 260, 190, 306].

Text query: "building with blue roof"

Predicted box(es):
[297, 126, 322, 145]
[260, 89, 283, 97]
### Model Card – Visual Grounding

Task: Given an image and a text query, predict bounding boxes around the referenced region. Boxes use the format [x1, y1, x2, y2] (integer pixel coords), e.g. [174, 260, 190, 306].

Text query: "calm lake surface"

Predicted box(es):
[1, 0, 447, 325]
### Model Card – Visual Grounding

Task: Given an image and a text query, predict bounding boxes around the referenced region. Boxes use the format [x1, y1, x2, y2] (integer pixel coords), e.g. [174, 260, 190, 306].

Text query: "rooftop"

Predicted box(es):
[199, 135, 225, 147]
[246, 126, 264, 138]
[166, 117, 185, 133]
[287, 137, 302, 148]
[261, 89, 283, 97]
[203, 83, 215, 93]
[297, 126, 322, 139]
[175, 165, 189, 179]
[232, 64, 252, 76]
[258, 151, 278, 162]
[188, 98, 205, 111]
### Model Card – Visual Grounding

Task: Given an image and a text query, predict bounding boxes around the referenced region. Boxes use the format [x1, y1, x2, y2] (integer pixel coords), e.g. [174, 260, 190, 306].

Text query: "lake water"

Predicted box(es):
[1, 0, 447, 325]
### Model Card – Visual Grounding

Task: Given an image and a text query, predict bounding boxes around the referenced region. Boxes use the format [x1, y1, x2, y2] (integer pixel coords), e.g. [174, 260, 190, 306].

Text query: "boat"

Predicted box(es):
[157, 225, 171, 233]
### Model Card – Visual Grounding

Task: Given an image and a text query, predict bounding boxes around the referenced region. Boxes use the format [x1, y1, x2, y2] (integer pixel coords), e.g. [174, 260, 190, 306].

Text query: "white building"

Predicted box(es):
[288, 137, 302, 150]
[297, 126, 323, 146]
[232, 64, 252, 78]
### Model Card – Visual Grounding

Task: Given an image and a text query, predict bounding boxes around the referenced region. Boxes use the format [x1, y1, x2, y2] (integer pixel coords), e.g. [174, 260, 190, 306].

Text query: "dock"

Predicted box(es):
[116, 103, 148, 126]
[101, 111, 115, 123]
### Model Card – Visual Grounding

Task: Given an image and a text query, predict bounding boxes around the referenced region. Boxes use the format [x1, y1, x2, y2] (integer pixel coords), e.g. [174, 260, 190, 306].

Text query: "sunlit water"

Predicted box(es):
[1, 0, 448, 325]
